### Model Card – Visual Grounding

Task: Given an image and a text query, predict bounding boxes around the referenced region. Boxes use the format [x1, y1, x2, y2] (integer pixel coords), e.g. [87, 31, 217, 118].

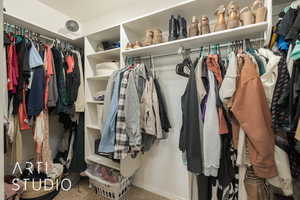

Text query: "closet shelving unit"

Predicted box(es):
[85, 25, 122, 173]
[85, 0, 272, 177]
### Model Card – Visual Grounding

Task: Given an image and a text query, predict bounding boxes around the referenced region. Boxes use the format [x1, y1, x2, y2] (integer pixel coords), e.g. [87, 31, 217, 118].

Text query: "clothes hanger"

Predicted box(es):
[150, 55, 156, 79]
[199, 46, 204, 58]
[176, 47, 192, 78]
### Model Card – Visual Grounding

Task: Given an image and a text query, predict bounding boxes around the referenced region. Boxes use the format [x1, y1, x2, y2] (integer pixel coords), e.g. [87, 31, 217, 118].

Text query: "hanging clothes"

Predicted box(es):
[99, 71, 121, 153]
[114, 70, 131, 159]
[179, 58, 203, 173]
[69, 113, 87, 173]
[258, 48, 281, 107]
[203, 69, 221, 177]
[231, 53, 278, 179]
[74, 51, 85, 113]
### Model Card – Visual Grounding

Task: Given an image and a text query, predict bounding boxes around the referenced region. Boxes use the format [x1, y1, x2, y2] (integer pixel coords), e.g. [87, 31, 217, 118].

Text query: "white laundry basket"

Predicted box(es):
[87, 170, 131, 200]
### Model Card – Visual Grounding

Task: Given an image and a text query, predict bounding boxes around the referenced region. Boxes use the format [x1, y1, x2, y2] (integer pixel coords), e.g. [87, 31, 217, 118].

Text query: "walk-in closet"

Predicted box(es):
[1, 0, 300, 200]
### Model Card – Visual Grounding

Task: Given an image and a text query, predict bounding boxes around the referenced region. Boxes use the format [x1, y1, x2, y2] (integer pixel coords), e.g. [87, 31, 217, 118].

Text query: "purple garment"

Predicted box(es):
[201, 95, 208, 121]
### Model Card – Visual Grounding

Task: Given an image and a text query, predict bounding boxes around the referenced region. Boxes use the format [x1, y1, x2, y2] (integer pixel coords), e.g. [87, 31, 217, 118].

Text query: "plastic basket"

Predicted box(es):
[87, 171, 131, 200]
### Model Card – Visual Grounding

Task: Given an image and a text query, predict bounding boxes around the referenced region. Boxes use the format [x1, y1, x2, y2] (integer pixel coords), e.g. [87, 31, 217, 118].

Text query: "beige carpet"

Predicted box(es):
[54, 179, 170, 200]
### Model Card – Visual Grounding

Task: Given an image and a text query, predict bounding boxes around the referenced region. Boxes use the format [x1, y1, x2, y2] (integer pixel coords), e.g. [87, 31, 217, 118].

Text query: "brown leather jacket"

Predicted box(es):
[231, 54, 278, 178]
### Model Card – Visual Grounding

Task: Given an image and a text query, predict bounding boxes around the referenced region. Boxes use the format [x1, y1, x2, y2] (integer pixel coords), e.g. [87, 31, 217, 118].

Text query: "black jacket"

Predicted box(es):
[179, 58, 202, 173]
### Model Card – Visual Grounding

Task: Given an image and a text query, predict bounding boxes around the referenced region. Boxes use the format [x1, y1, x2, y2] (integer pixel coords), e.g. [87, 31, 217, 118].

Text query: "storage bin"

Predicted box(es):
[86, 170, 131, 200]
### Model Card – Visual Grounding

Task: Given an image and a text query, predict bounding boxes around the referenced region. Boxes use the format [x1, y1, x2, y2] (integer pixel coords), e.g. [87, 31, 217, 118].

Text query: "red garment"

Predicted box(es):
[19, 88, 31, 131]
[12, 42, 19, 93]
[6, 35, 19, 93]
[44, 45, 54, 109]
[7, 44, 14, 91]
[66, 55, 75, 73]
[207, 55, 228, 135]
[45, 45, 54, 76]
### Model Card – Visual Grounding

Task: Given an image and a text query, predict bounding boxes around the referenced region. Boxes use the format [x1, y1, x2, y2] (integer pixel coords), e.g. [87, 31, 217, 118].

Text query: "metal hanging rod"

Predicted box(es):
[131, 37, 265, 60]
[4, 22, 55, 41]
[3, 21, 82, 51]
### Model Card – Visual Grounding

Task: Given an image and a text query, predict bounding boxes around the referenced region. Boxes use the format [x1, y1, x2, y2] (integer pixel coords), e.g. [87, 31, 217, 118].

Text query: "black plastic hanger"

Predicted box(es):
[176, 58, 192, 78]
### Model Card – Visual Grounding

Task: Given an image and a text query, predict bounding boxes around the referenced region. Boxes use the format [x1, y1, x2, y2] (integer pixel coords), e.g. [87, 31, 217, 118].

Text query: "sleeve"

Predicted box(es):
[124, 72, 142, 149]
[231, 77, 278, 178]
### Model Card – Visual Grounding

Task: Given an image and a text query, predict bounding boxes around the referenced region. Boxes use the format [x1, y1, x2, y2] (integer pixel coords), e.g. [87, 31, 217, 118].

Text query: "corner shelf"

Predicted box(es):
[86, 154, 120, 170]
[87, 75, 111, 81]
[122, 22, 268, 57]
[87, 48, 120, 62]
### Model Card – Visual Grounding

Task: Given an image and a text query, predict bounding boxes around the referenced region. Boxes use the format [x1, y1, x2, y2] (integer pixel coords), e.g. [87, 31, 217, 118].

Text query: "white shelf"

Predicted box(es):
[86, 154, 120, 170]
[87, 75, 110, 81]
[87, 100, 104, 104]
[122, 22, 268, 57]
[87, 48, 120, 61]
[122, 0, 254, 36]
[86, 124, 101, 130]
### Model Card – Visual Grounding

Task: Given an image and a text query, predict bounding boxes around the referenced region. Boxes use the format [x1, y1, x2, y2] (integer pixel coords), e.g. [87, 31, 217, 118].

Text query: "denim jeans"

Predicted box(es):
[98, 72, 121, 153]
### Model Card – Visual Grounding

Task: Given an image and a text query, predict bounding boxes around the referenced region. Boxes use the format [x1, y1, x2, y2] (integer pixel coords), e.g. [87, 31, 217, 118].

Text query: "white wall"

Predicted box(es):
[3, 0, 82, 39]
[132, 56, 192, 200]
[82, 0, 187, 35]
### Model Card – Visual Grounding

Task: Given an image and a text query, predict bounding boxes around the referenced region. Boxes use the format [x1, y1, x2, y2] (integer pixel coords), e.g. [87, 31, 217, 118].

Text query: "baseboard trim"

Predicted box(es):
[133, 182, 187, 200]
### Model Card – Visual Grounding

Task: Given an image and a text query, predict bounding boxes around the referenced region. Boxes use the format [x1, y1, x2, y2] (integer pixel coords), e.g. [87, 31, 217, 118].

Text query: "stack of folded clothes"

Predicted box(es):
[95, 62, 119, 77]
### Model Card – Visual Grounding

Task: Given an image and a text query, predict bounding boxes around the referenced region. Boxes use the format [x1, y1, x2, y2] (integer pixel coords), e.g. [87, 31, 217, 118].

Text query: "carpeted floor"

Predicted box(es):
[54, 179, 169, 200]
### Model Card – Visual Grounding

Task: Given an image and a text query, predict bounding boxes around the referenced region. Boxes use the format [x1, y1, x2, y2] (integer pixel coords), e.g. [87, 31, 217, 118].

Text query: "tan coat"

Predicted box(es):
[231, 54, 278, 178]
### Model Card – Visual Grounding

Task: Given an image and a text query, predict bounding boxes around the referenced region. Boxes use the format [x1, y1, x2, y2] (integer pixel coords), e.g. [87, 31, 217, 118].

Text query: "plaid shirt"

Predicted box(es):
[114, 70, 131, 159]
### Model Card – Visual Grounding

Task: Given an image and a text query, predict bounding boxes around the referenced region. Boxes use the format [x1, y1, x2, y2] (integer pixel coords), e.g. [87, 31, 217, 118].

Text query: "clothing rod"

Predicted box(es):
[134, 37, 265, 60]
[3, 21, 77, 48]
[39, 34, 55, 42]
[4, 21, 56, 41]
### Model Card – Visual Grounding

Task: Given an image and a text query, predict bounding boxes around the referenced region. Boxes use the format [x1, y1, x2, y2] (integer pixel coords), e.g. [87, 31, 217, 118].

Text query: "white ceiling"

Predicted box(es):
[38, 0, 138, 22]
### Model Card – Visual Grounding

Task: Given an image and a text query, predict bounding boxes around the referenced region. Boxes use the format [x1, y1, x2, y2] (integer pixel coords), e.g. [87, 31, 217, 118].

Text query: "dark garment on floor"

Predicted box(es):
[153, 78, 171, 133]
[271, 52, 290, 132]
[179, 58, 203, 173]
[28, 66, 45, 117]
[69, 113, 87, 173]
[20, 187, 60, 200]
[277, 8, 298, 37]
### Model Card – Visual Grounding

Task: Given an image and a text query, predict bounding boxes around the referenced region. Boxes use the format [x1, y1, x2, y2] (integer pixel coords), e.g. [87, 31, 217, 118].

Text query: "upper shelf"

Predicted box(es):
[87, 48, 120, 62]
[122, 0, 255, 37]
[87, 25, 120, 42]
[122, 22, 268, 57]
